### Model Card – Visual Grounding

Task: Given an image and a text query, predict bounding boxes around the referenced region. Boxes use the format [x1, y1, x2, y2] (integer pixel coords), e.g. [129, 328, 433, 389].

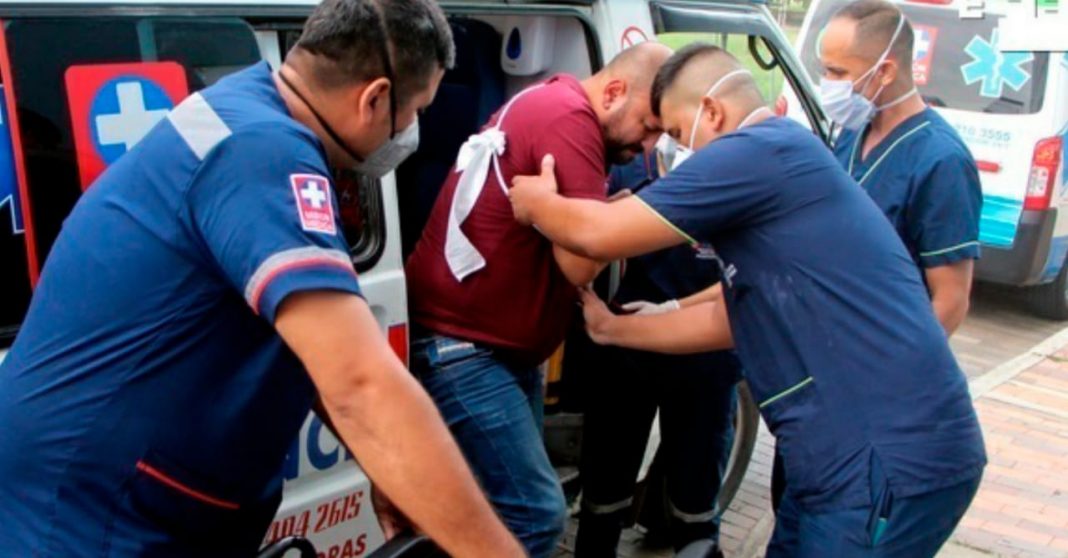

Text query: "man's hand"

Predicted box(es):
[580, 288, 617, 345]
[372, 486, 411, 541]
[510, 154, 559, 225]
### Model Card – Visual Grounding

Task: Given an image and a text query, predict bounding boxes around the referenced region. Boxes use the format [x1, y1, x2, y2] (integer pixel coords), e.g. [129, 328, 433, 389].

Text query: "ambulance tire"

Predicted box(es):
[634, 381, 760, 543]
[1026, 258, 1068, 321]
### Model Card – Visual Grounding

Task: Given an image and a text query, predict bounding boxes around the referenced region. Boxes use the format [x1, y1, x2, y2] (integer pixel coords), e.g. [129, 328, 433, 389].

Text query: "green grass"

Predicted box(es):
[657, 26, 801, 105]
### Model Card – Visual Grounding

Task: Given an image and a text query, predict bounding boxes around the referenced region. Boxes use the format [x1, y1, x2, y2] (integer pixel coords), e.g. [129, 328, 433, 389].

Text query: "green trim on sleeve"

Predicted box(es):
[633, 195, 698, 246]
[919, 240, 981, 258]
[758, 376, 815, 409]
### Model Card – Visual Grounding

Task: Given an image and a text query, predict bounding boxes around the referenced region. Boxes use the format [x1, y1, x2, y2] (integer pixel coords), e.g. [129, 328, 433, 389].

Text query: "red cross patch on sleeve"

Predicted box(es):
[290, 174, 336, 235]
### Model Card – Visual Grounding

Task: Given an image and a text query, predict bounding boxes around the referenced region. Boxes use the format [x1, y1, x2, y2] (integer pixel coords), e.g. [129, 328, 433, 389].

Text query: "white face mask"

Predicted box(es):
[655, 133, 679, 172]
[353, 118, 420, 179]
[819, 14, 917, 131]
[671, 69, 752, 171]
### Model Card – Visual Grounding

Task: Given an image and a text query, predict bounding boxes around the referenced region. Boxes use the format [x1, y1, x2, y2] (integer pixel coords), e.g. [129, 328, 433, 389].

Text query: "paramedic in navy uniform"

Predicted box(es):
[767, 0, 985, 516]
[822, 0, 982, 334]
[0, 1, 522, 557]
[509, 44, 986, 557]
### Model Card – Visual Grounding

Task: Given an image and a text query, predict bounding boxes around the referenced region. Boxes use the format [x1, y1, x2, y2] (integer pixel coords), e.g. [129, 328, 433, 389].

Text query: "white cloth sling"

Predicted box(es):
[445, 84, 544, 282]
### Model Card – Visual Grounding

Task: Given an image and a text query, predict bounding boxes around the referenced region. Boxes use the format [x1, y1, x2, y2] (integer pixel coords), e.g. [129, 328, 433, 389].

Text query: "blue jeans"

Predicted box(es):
[766, 456, 981, 558]
[411, 334, 567, 558]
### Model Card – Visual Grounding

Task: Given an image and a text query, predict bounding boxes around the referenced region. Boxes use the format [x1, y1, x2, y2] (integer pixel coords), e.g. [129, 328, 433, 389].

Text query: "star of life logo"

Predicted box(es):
[291, 174, 336, 235]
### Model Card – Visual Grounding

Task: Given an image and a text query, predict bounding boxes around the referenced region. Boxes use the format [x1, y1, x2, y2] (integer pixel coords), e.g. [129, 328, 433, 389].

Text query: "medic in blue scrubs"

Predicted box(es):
[822, 0, 982, 335]
[0, 2, 522, 557]
[770, 0, 985, 515]
[508, 44, 986, 557]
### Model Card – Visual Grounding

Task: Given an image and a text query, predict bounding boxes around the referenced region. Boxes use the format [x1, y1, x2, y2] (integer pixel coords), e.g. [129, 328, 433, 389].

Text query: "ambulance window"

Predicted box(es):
[658, 31, 788, 112]
[650, 2, 831, 141]
[797, 2, 1049, 115]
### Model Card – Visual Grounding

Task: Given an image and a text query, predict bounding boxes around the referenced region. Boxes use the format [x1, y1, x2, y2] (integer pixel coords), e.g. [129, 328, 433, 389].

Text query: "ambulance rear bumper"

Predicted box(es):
[976, 208, 1056, 287]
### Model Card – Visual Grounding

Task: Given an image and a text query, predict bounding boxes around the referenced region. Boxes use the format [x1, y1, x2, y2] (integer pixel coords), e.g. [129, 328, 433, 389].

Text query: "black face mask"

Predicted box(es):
[278, 19, 398, 164]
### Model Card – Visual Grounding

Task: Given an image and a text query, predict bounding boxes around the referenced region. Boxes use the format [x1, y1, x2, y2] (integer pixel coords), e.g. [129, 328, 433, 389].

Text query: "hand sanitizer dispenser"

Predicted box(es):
[500, 16, 556, 76]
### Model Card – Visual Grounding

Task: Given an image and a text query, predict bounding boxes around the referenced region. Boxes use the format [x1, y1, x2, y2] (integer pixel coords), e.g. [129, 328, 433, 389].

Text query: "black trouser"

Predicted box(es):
[772, 451, 786, 514]
[574, 339, 739, 557]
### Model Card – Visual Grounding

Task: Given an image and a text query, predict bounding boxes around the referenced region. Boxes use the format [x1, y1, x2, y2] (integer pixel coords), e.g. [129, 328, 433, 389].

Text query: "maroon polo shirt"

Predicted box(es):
[405, 74, 607, 363]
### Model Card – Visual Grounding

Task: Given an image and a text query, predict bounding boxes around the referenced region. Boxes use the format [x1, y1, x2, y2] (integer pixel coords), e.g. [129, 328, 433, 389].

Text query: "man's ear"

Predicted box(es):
[703, 96, 726, 132]
[357, 77, 392, 126]
[877, 58, 899, 88]
[602, 78, 628, 111]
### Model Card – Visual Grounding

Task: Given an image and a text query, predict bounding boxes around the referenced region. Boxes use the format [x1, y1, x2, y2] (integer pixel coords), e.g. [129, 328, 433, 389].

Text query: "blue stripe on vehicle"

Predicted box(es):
[979, 195, 1023, 248]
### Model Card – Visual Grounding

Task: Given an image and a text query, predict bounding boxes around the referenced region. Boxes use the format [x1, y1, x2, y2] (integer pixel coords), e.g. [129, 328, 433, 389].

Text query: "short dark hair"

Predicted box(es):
[650, 43, 725, 118]
[832, 0, 913, 74]
[296, 0, 455, 104]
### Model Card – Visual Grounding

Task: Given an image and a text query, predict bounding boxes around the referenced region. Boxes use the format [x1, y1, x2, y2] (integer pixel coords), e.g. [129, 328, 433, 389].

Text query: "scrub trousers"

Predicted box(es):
[766, 457, 982, 558]
[574, 340, 739, 557]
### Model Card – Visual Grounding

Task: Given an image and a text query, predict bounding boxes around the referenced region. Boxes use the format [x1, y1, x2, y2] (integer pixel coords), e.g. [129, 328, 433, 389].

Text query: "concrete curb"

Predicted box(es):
[967, 323, 1068, 399]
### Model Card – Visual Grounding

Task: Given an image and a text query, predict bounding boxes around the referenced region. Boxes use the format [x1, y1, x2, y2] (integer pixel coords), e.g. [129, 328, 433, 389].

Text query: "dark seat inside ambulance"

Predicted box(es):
[395, 17, 507, 258]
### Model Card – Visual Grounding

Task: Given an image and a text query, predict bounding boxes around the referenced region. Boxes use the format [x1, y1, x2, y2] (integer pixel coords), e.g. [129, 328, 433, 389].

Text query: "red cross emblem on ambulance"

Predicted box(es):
[65, 62, 189, 190]
[291, 174, 337, 235]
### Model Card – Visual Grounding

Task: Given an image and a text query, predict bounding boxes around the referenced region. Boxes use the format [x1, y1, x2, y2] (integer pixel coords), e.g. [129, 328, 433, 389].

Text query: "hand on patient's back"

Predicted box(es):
[510, 154, 558, 225]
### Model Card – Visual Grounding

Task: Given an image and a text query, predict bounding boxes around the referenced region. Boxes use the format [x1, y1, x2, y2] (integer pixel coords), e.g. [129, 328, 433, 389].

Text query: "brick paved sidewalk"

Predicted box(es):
[944, 342, 1068, 558]
[558, 329, 1068, 558]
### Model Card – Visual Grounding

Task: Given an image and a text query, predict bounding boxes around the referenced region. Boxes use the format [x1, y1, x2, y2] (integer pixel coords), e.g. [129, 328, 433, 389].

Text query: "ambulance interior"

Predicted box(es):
[0, 10, 597, 346]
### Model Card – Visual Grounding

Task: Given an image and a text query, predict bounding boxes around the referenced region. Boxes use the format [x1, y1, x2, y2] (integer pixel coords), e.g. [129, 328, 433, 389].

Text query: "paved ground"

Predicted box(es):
[557, 285, 1068, 557]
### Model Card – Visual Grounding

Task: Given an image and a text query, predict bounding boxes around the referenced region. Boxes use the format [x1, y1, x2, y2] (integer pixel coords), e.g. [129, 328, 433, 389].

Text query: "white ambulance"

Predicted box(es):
[786, 0, 1068, 319]
[0, 1, 828, 555]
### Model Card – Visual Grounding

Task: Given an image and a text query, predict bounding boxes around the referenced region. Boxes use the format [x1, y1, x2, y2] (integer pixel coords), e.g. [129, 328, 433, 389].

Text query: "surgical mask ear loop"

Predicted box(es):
[688, 69, 752, 150]
[856, 14, 907, 106]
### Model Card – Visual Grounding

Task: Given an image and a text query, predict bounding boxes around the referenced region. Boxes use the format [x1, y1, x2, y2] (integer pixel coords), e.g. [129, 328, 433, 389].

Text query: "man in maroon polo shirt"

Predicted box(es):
[405, 42, 672, 557]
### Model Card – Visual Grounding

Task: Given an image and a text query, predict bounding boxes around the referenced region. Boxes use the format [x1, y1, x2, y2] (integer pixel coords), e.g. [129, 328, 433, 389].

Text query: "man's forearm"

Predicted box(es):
[553, 244, 608, 286]
[277, 293, 522, 558]
[595, 301, 733, 354]
[530, 193, 605, 258]
[932, 292, 969, 335]
[319, 363, 522, 557]
[678, 284, 723, 308]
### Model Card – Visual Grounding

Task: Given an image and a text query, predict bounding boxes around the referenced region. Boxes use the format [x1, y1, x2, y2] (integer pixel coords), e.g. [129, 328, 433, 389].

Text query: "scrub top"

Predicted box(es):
[0, 62, 361, 557]
[834, 107, 982, 269]
[608, 152, 722, 305]
[607, 153, 741, 379]
[636, 117, 985, 512]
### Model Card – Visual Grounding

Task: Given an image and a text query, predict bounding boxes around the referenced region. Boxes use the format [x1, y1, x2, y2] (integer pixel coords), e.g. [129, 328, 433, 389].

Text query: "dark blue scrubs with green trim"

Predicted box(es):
[636, 117, 985, 555]
[834, 107, 982, 271]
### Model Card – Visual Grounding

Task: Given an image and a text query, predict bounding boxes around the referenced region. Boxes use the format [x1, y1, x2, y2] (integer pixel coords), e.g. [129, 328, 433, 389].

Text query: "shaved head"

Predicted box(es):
[586, 41, 674, 165]
[651, 44, 764, 119]
[604, 41, 675, 95]
[825, 0, 913, 78]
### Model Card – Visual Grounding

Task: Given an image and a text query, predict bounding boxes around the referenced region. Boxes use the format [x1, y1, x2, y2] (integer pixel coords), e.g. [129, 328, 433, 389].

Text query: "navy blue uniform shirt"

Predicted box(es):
[834, 107, 982, 269]
[607, 153, 741, 379]
[636, 117, 985, 512]
[0, 62, 361, 556]
[608, 152, 722, 305]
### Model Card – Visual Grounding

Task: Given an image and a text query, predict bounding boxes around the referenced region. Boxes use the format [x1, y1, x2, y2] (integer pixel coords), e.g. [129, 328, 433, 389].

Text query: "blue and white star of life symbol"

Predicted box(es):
[89, 76, 174, 164]
[0, 84, 22, 235]
[961, 29, 1033, 99]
